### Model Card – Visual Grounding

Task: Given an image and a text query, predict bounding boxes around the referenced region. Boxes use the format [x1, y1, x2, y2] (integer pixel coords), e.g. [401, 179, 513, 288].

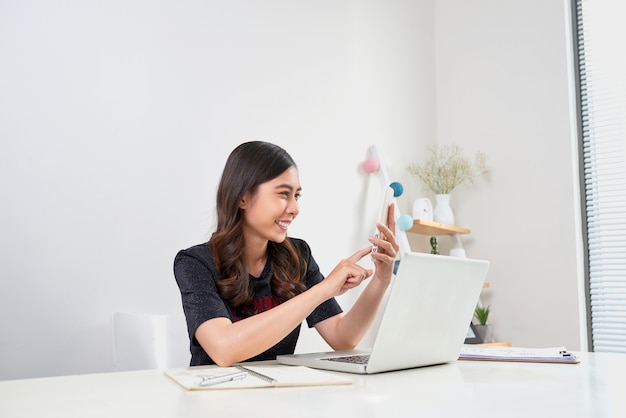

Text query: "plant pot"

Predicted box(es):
[475, 324, 493, 344]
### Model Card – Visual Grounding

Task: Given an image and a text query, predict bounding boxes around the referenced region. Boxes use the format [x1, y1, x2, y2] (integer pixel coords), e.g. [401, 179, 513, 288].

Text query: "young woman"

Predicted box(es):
[174, 141, 398, 367]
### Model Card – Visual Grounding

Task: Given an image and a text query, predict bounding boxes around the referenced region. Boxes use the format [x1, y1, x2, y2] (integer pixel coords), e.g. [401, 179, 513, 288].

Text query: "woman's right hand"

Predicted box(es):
[322, 247, 373, 297]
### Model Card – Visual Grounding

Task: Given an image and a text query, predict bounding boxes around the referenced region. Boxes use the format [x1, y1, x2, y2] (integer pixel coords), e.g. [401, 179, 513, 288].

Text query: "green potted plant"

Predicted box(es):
[474, 305, 493, 343]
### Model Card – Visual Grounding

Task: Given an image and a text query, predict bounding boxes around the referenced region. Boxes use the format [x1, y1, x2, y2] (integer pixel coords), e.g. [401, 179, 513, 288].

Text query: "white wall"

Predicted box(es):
[0, 0, 433, 379]
[433, 0, 583, 349]
[0, 0, 583, 380]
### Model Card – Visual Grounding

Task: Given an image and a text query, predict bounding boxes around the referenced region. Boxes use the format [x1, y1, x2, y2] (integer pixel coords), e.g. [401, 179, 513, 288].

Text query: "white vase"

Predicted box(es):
[433, 194, 455, 225]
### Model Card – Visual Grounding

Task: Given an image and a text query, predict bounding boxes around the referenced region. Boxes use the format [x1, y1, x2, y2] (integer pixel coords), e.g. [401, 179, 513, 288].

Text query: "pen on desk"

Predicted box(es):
[198, 370, 248, 387]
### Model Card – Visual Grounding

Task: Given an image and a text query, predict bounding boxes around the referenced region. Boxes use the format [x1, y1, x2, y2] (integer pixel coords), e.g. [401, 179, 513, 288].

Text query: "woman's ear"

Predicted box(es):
[239, 192, 250, 209]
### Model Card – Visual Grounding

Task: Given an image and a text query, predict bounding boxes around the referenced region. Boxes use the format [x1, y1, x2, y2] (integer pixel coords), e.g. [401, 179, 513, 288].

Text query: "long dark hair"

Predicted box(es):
[209, 141, 307, 316]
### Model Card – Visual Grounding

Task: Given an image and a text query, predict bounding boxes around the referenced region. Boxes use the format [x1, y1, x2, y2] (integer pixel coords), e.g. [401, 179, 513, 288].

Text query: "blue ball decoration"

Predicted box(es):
[389, 181, 404, 197]
[397, 214, 413, 231]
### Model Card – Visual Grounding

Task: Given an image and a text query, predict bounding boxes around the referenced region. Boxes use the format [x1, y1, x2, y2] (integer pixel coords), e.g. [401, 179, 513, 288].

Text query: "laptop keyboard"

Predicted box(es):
[323, 354, 370, 364]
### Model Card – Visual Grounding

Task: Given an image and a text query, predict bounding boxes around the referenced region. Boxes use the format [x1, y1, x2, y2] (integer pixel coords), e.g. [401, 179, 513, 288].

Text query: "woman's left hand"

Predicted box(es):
[368, 202, 399, 284]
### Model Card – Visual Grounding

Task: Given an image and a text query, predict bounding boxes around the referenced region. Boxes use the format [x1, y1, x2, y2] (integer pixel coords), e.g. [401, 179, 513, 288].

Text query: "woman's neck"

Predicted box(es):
[245, 241, 268, 277]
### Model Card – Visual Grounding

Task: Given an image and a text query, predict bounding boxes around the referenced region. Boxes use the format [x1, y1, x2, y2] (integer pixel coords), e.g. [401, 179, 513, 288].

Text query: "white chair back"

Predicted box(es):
[112, 312, 190, 371]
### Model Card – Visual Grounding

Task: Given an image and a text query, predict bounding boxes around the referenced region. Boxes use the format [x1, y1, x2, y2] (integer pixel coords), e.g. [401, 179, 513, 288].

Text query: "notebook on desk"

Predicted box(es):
[277, 251, 489, 374]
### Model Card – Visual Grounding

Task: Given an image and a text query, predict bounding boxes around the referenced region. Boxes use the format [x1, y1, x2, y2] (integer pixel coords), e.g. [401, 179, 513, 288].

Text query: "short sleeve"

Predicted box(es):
[173, 245, 232, 344]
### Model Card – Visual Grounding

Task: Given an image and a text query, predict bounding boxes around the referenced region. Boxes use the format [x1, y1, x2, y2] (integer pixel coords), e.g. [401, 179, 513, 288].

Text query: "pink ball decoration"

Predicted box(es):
[362, 158, 380, 174]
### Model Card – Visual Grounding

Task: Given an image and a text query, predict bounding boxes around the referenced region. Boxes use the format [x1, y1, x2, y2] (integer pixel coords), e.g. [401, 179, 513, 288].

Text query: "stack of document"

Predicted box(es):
[459, 345, 579, 364]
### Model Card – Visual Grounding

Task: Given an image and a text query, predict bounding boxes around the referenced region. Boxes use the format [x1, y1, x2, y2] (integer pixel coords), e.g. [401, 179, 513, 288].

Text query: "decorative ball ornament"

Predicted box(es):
[389, 181, 404, 197]
[362, 158, 380, 174]
[397, 214, 414, 231]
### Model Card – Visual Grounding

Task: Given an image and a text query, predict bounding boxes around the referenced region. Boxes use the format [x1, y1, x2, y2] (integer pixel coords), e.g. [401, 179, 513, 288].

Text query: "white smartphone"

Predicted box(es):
[372, 185, 394, 255]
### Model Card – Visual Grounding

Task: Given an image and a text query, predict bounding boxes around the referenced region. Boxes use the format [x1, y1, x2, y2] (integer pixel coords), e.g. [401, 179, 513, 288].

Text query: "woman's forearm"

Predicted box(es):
[195, 282, 331, 366]
[328, 277, 391, 349]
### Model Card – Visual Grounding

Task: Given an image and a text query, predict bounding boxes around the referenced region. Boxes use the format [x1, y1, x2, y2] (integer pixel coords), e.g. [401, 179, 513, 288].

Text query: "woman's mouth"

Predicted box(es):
[276, 220, 290, 230]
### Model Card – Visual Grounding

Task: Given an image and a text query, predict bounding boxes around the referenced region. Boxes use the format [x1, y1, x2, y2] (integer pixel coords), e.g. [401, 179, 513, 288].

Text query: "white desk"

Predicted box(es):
[1, 352, 625, 418]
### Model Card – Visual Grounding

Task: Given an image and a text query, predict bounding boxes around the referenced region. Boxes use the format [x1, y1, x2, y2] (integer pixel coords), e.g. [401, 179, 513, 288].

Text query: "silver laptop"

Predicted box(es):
[277, 251, 489, 374]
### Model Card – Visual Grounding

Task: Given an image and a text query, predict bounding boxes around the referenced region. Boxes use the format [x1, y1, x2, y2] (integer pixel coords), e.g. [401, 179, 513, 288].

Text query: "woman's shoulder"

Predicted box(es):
[173, 242, 221, 290]
[287, 237, 309, 251]
[287, 237, 315, 261]
[174, 242, 214, 266]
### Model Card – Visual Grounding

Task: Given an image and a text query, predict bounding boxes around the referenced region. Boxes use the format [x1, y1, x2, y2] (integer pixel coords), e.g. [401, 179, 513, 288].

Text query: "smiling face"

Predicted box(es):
[239, 166, 301, 246]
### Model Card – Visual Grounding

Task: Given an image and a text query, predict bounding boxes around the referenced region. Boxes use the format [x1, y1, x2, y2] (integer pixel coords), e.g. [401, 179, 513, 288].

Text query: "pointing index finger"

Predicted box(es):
[348, 246, 373, 263]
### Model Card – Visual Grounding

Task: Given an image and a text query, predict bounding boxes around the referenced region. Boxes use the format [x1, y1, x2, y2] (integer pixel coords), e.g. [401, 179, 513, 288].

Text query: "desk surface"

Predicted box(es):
[1, 351, 625, 418]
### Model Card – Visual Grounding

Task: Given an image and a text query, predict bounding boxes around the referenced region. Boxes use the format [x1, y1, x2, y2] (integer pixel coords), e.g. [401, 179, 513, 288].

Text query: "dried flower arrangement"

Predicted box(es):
[407, 144, 488, 195]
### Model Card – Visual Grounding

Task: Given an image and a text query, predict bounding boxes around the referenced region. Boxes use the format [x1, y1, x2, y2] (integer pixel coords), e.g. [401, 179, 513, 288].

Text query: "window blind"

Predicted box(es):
[575, 0, 626, 353]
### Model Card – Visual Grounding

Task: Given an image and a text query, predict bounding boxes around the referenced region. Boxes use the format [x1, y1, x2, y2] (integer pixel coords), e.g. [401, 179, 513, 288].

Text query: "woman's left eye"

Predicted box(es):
[278, 191, 301, 200]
